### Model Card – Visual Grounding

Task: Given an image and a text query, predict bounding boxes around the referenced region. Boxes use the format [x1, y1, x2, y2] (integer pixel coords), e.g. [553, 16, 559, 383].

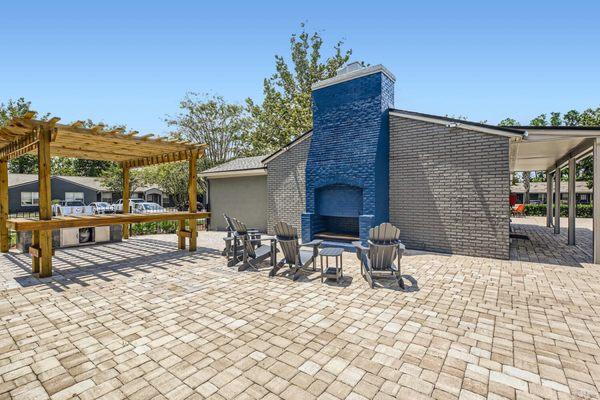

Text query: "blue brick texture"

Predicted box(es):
[303, 71, 394, 242]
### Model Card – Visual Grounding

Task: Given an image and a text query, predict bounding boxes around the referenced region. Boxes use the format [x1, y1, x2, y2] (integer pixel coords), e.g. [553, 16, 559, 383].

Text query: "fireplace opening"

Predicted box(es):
[313, 184, 362, 242]
[314, 216, 359, 242]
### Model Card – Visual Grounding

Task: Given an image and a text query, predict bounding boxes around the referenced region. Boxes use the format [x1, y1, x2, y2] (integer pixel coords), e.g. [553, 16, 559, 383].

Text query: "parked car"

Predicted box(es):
[177, 202, 205, 211]
[52, 201, 93, 216]
[89, 202, 114, 214]
[135, 202, 166, 213]
[112, 198, 145, 213]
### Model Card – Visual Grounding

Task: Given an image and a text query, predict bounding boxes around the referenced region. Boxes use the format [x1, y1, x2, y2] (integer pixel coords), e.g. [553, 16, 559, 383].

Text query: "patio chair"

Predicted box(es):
[222, 213, 260, 266]
[270, 221, 322, 281]
[354, 223, 405, 289]
[229, 217, 276, 271]
[511, 204, 526, 217]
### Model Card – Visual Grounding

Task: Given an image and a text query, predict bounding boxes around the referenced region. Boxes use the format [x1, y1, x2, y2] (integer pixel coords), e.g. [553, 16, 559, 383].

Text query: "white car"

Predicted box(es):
[112, 198, 145, 213]
[134, 202, 166, 213]
[89, 202, 115, 214]
[52, 200, 94, 216]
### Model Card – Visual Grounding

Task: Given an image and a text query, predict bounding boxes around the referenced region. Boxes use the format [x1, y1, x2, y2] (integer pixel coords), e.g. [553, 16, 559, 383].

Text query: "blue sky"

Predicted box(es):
[1, 0, 599, 135]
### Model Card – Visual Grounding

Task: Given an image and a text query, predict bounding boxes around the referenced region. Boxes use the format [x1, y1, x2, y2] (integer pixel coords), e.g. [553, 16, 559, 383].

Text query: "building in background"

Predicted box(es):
[201, 156, 267, 232]
[202, 63, 600, 260]
[8, 174, 170, 214]
[510, 181, 592, 204]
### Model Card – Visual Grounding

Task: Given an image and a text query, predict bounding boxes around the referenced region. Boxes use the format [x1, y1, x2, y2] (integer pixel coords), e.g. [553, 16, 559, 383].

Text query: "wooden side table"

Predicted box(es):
[319, 247, 344, 283]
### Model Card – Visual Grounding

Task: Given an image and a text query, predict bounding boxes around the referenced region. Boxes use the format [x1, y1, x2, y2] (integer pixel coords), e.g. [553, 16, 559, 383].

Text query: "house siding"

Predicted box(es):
[266, 136, 311, 235]
[9, 178, 98, 214]
[207, 175, 267, 232]
[389, 116, 510, 259]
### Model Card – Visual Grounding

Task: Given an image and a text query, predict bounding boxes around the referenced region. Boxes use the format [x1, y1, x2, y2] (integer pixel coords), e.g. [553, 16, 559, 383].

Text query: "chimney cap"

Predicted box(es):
[336, 61, 364, 75]
[312, 63, 396, 91]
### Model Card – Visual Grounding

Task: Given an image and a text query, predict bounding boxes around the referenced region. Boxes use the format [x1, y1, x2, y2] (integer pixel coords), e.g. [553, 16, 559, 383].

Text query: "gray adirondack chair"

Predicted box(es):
[222, 213, 261, 267]
[229, 217, 276, 271]
[270, 221, 322, 281]
[355, 223, 405, 289]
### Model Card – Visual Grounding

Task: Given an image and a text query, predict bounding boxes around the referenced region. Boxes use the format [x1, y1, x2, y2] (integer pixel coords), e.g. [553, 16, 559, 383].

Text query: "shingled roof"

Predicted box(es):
[8, 173, 160, 193]
[200, 156, 266, 178]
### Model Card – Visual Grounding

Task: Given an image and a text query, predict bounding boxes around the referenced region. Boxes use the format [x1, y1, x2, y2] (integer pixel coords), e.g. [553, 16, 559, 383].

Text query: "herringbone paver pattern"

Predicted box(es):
[0, 219, 599, 399]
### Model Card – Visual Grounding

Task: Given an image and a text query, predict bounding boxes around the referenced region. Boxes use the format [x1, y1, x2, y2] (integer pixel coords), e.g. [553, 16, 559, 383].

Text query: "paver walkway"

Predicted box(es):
[511, 217, 593, 267]
[0, 220, 599, 399]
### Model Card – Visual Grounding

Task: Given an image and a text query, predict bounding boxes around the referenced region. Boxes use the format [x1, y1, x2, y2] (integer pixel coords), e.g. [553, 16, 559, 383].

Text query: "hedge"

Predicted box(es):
[129, 219, 207, 236]
[523, 204, 593, 218]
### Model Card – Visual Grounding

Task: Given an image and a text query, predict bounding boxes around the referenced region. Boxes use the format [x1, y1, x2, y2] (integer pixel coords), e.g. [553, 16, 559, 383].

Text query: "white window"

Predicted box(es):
[65, 192, 85, 202]
[21, 192, 39, 206]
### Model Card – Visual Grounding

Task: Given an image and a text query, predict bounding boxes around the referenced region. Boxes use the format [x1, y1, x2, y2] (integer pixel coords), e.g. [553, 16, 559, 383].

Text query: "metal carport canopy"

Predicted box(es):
[510, 127, 600, 172]
[509, 126, 600, 264]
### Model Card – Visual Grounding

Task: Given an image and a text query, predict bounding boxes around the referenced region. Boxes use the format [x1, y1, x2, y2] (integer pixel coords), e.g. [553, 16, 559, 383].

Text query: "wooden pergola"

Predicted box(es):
[0, 112, 210, 277]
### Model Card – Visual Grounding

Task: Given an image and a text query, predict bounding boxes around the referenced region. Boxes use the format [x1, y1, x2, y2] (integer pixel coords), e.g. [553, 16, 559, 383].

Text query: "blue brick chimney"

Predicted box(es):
[302, 63, 395, 245]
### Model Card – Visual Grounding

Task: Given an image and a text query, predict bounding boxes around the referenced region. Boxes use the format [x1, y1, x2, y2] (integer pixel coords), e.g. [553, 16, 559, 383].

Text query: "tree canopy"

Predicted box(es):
[1, 99, 120, 177]
[243, 24, 352, 153]
[166, 93, 251, 172]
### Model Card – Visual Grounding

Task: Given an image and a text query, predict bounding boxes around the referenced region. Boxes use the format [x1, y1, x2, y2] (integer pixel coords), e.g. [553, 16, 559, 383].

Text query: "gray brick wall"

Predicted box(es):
[265, 136, 311, 235]
[389, 116, 510, 259]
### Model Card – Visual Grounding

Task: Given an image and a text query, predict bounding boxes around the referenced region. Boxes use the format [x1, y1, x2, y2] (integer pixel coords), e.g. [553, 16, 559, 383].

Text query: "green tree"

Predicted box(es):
[166, 93, 251, 172]
[1, 100, 119, 176]
[530, 114, 548, 126]
[563, 110, 580, 126]
[498, 118, 519, 126]
[244, 24, 352, 153]
[0, 98, 49, 173]
[99, 164, 142, 198]
[550, 112, 562, 127]
[502, 106, 600, 188]
[140, 162, 202, 209]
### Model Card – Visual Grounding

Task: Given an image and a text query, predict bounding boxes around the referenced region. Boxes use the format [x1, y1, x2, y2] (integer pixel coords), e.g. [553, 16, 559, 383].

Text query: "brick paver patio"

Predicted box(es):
[1, 218, 600, 399]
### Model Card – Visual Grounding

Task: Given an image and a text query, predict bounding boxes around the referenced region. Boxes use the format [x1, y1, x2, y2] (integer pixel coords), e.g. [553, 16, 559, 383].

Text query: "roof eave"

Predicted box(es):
[390, 110, 526, 138]
[201, 168, 267, 179]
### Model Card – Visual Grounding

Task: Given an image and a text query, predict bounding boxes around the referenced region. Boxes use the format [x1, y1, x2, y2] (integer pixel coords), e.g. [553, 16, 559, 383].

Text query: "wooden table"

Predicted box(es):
[319, 247, 344, 283]
[6, 211, 210, 277]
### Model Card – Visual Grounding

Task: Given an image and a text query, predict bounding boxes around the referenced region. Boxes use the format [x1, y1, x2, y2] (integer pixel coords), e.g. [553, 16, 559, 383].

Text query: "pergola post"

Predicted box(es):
[568, 157, 576, 245]
[188, 151, 198, 252]
[594, 138, 600, 263]
[546, 169, 552, 228]
[0, 159, 9, 253]
[554, 166, 561, 234]
[122, 166, 130, 239]
[37, 127, 53, 277]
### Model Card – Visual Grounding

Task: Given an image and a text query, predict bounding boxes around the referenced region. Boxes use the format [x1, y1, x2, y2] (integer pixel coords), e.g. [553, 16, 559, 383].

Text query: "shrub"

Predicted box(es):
[129, 220, 205, 236]
[523, 203, 592, 218]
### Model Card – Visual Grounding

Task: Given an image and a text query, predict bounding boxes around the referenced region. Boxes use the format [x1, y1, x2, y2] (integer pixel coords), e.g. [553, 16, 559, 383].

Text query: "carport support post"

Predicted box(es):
[0, 159, 9, 253]
[554, 166, 561, 234]
[122, 166, 130, 239]
[546, 170, 552, 228]
[568, 157, 576, 245]
[594, 138, 600, 263]
[38, 127, 53, 277]
[188, 150, 198, 252]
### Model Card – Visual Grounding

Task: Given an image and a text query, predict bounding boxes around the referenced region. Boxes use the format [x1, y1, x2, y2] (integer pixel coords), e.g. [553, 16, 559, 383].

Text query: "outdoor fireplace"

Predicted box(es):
[311, 184, 362, 241]
[302, 63, 395, 245]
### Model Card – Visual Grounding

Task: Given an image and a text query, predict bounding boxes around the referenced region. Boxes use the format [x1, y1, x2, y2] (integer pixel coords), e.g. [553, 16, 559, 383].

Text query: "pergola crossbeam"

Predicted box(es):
[0, 130, 40, 160]
[121, 149, 204, 169]
[0, 113, 208, 277]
